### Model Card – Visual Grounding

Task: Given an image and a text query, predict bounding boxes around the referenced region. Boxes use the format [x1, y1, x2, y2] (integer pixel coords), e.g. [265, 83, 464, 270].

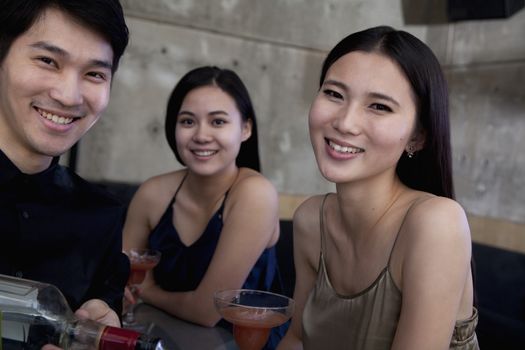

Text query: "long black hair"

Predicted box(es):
[165, 66, 261, 172]
[320, 26, 454, 199]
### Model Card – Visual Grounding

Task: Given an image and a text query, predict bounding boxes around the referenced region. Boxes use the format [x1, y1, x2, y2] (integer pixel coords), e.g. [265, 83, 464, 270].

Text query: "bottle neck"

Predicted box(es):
[99, 326, 141, 350]
[99, 326, 163, 350]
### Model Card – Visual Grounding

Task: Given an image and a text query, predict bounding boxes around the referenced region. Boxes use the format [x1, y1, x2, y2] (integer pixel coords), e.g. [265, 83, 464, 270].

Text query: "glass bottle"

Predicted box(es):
[0, 274, 164, 350]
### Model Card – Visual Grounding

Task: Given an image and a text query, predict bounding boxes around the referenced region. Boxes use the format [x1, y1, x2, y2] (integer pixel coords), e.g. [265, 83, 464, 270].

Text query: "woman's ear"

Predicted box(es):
[241, 118, 253, 142]
[406, 128, 426, 153]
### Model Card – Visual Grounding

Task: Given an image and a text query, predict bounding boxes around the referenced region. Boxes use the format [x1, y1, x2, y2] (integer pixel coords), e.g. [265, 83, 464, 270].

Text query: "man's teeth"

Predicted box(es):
[194, 150, 216, 156]
[329, 140, 363, 154]
[38, 109, 74, 125]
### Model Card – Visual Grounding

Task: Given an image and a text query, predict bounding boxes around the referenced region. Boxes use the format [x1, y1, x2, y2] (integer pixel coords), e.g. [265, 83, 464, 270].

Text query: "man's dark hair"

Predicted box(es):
[0, 0, 129, 73]
[165, 66, 261, 172]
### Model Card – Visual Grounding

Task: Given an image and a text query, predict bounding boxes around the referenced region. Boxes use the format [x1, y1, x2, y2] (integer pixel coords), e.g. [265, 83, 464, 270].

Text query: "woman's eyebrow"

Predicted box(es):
[323, 79, 349, 92]
[368, 92, 400, 107]
[324, 79, 400, 107]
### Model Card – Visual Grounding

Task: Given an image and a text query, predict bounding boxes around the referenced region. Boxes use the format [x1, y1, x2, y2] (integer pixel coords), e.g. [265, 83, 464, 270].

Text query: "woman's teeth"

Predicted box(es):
[193, 150, 216, 156]
[329, 140, 364, 154]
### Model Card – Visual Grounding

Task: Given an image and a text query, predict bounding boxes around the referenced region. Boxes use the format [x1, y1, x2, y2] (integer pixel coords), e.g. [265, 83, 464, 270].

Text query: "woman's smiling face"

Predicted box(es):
[175, 85, 251, 177]
[308, 50, 420, 185]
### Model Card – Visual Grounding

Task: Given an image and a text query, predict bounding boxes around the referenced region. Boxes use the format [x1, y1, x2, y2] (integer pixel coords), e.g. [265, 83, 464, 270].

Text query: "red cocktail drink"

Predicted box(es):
[222, 307, 289, 350]
[214, 289, 294, 350]
[128, 258, 160, 285]
[122, 249, 161, 329]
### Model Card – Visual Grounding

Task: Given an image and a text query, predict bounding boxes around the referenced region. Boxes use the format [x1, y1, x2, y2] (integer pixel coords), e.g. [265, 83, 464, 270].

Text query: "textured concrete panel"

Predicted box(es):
[75, 1, 525, 228]
[447, 63, 525, 223]
[120, 0, 426, 52]
[450, 9, 525, 65]
[78, 17, 335, 194]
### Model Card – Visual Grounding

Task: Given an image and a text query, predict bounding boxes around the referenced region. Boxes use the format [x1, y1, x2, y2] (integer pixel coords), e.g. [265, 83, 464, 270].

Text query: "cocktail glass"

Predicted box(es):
[122, 248, 161, 330]
[214, 289, 294, 350]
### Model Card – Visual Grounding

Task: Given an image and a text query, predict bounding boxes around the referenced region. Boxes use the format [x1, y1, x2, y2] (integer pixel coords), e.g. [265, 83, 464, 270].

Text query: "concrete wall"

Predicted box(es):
[76, 0, 525, 245]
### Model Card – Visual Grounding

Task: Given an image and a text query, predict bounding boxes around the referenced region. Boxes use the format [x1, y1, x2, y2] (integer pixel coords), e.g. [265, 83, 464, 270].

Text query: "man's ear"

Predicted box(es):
[241, 118, 252, 142]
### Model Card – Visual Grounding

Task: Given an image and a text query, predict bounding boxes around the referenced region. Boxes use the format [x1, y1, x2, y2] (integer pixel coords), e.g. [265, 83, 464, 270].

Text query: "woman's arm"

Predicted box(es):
[122, 175, 178, 305]
[391, 197, 473, 350]
[140, 174, 281, 327]
[277, 196, 322, 350]
[123, 175, 174, 250]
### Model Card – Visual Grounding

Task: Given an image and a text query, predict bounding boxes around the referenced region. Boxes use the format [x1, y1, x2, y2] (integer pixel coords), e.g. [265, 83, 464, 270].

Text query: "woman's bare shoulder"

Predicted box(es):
[229, 168, 278, 200]
[293, 194, 329, 238]
[292, 194, 327, 270]
[402, 195, 471, 249]
[133, 170, 185, 203]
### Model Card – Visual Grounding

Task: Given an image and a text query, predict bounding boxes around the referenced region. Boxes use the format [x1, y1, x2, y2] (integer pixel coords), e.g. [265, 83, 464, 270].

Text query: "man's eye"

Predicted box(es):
[87, 72, 108, 81]
[37, 57, 56, 66]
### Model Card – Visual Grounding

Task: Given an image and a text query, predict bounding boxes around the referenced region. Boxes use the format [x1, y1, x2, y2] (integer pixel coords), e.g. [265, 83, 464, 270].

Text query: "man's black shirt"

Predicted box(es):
[0, 150, 130, 314]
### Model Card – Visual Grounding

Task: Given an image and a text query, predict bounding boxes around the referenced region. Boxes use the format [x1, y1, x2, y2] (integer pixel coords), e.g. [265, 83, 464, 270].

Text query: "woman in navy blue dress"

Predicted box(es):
[123, 66, 284, 348]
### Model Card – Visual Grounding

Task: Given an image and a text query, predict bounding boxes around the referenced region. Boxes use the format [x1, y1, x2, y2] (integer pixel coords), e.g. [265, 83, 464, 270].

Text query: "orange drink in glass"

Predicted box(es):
[122, 249, 161, 329]
[214, 289, 294, 350]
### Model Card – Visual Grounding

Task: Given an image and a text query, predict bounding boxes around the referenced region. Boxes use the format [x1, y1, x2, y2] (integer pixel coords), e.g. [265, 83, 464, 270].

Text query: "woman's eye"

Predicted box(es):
[178, 118, 194, 126]
[370, 103, 392, 112]
[212, 119, 226, 126]
[323, 89, 343, 99]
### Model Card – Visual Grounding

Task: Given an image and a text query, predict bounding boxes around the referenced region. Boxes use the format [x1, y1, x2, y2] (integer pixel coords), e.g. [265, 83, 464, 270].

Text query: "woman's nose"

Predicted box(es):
[332, 105, 362, 135]
[192, 124, 212, 143]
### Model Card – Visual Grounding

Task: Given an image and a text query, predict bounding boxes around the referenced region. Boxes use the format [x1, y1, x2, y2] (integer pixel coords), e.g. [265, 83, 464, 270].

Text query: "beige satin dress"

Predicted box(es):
[302, 194, 479, 350]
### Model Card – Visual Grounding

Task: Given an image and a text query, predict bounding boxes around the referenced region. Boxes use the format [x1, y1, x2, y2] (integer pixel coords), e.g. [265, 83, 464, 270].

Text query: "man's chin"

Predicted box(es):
[37, 144, 74, 159]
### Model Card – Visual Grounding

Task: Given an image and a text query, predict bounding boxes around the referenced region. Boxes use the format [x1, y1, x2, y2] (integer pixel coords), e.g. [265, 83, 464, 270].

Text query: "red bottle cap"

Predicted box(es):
[99, 326, 141, 350]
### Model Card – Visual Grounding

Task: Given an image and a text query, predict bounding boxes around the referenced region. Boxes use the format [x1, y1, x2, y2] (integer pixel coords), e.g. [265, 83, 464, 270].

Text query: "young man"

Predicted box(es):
[0, 0, 130, 328]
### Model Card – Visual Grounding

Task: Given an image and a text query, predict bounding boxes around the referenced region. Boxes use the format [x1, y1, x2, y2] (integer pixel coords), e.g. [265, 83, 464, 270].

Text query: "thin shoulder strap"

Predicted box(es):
[319, 193, 330, 257]
[219, 169, 241, 210]
[387, 195, 431, 266]
[171, 172, 188, 205]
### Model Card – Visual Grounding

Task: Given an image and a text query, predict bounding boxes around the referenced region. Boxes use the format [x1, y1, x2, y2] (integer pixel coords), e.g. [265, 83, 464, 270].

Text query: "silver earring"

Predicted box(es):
[407, 145, 415, 158]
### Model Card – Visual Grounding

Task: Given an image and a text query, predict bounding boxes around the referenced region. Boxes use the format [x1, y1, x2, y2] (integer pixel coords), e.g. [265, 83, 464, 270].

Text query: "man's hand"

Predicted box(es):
[76, 298, 120, 327]
[41, 299, 120, 350]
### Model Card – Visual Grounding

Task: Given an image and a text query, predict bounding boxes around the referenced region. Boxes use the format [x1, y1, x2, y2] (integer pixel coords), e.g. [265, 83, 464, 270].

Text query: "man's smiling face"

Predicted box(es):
[0, 7, 114, 172]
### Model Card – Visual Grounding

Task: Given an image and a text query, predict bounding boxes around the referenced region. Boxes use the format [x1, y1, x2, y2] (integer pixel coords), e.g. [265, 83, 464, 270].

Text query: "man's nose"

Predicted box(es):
[49, 72, 83, 107]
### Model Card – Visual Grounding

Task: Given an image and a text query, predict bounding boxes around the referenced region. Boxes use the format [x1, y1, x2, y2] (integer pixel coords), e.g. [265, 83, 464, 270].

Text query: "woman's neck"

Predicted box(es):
[334, 174, 405, 242]
[184, 166, 240, 201]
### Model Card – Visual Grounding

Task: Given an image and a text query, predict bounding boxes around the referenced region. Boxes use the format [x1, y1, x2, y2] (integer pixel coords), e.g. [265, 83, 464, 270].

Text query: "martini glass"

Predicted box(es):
[214, 289, 294, 350]
[122, 248, 161, 330]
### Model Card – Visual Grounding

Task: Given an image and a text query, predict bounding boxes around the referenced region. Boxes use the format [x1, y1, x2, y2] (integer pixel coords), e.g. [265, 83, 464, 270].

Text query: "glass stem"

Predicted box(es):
[123, 285, 138, 326]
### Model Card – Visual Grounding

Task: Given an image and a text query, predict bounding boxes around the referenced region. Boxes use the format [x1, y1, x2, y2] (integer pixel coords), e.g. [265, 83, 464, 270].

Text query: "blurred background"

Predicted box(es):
[66, 0, 525, 348]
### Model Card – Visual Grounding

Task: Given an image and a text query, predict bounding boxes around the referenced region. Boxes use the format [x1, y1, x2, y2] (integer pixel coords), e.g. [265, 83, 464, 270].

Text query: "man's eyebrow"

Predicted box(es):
[29, 40, 113, 71]
[90, 59, 113, 71]
[30, 41, 68, 57]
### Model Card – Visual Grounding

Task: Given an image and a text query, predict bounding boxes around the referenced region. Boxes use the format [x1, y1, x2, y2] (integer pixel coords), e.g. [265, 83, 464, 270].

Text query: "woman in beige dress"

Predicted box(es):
[278, 26, 479, 350]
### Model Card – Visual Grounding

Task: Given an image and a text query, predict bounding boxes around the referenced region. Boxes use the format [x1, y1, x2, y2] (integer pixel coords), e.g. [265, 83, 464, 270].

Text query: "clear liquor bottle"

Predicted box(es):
[0, 274, 164, 350]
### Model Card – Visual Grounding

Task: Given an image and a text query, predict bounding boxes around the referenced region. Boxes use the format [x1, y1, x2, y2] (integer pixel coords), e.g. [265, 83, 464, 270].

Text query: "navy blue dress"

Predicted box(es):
[148, 175, 286, 349]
